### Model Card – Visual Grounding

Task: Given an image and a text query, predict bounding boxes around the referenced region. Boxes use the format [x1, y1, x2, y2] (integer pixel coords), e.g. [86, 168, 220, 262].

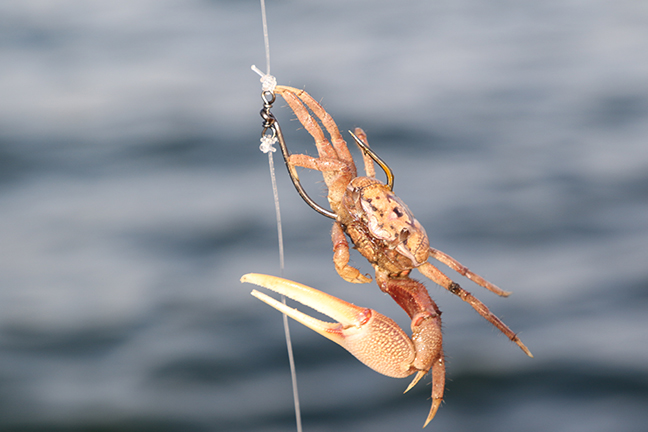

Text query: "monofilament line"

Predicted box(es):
[260, 0, 271, 76]
[255, 1, 303, 431]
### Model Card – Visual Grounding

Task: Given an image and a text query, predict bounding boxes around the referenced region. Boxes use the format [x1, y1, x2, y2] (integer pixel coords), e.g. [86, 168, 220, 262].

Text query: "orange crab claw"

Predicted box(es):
[241, 273, 446, 427]
[241, 273, 417, 379]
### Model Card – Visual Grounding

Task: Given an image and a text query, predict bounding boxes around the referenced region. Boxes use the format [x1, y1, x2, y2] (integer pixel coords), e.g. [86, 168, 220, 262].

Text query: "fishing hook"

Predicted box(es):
[259, 91, 395, 219]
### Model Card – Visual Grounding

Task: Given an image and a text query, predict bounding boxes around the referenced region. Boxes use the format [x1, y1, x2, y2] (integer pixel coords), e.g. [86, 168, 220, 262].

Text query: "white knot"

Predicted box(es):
[251, 65, 277, 93]
[260, 74, 277, 93]
[259, 134, 278, 153]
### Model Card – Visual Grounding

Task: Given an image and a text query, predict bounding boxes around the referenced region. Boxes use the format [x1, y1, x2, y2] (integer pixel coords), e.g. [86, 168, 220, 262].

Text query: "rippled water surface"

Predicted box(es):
[1, 1, 647, 431]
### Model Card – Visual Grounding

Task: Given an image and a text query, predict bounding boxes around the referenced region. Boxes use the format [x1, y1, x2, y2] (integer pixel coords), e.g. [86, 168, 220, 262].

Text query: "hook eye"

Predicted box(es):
[261, 90, 276, 105]
[348, 130, 394, 191]
[274, 120, 338, 220]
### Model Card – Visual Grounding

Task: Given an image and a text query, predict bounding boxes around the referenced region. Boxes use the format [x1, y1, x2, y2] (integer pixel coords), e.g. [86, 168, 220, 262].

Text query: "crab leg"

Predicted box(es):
[418, 262, 533, 357]
[275, 85, 355, 170]
[351, 127, 376, 178]
[332, 222, 372, 284]
[428, 247, 511, 297]
[374, 272, 446, 426]
[274, 86, 357, 208]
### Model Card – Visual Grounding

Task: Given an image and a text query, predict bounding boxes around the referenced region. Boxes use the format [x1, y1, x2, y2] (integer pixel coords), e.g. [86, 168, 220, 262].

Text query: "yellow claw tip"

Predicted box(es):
[241, 273, 276, 287]
[240, 273, 260, 284]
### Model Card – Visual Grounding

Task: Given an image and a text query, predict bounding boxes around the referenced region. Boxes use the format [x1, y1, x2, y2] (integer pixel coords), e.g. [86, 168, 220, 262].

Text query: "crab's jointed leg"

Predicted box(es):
[352, 127, 376, 178]
[417, 262, 533, 358]
[275, 85, 355, 170]
[275, 86, 356, 208]
[427, 247, 511, 297]
[331, 222, 372, 284]
[374, 271, 446, 426]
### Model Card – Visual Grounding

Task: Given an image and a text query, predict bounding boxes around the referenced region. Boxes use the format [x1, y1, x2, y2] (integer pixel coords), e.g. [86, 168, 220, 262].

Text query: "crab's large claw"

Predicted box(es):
[241, 273, 417, 379]
[241, 273, 445, 427]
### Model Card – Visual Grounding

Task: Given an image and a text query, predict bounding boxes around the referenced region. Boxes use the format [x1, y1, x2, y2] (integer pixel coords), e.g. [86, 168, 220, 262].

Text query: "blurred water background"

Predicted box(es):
[1, 1, 647, 431]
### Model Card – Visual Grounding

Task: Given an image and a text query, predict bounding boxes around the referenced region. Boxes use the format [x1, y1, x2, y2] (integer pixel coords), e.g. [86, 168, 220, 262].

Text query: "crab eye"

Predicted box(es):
[346, 187, 362, 211]
[399, 228, 410, 243]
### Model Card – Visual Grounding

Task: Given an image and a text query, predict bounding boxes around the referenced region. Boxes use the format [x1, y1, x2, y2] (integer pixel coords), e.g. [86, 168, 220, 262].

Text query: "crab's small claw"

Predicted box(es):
[241, 273, 419, 379]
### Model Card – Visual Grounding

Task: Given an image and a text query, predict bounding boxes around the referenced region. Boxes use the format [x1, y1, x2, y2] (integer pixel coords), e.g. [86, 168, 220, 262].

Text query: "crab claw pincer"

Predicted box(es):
[242, 273, 418, 378]
[241, 273, 444, 427]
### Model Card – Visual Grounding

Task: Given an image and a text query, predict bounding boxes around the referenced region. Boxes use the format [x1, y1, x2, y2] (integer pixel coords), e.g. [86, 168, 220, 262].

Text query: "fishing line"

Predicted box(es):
[253, 1, 303, 430]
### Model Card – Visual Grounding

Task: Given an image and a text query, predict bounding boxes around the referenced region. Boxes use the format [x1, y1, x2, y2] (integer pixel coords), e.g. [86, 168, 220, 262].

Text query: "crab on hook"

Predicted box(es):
[245, 85, 532, 427]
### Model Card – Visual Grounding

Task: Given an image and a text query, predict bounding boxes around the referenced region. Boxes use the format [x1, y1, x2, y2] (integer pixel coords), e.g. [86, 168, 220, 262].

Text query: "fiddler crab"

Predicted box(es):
[242, 85, 532, 427]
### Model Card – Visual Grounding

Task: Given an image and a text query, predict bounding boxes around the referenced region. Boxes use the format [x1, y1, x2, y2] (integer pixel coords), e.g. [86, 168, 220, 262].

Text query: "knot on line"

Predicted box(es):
[259, 134, 278, 153]
[251, 65, 276, 93]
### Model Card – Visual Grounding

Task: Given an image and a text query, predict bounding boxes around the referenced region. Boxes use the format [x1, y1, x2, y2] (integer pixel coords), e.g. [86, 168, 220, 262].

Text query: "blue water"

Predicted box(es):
[1, 1, 647, 431]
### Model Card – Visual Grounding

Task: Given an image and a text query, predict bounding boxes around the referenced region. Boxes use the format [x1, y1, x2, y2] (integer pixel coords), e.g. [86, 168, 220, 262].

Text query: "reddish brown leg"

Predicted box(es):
[376, 271, 445, 426]
[428, 247, 511, 297]
[418, 262, 533, 358]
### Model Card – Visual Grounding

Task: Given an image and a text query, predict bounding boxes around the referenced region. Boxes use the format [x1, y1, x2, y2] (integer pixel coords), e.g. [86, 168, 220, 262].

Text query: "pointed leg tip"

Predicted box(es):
[517, 341, 534, 358]
[423, 398, 442, 428]
[351, 274, 372, 284]
[404, 370, 427, 394]
[512, 333, 533, 358]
